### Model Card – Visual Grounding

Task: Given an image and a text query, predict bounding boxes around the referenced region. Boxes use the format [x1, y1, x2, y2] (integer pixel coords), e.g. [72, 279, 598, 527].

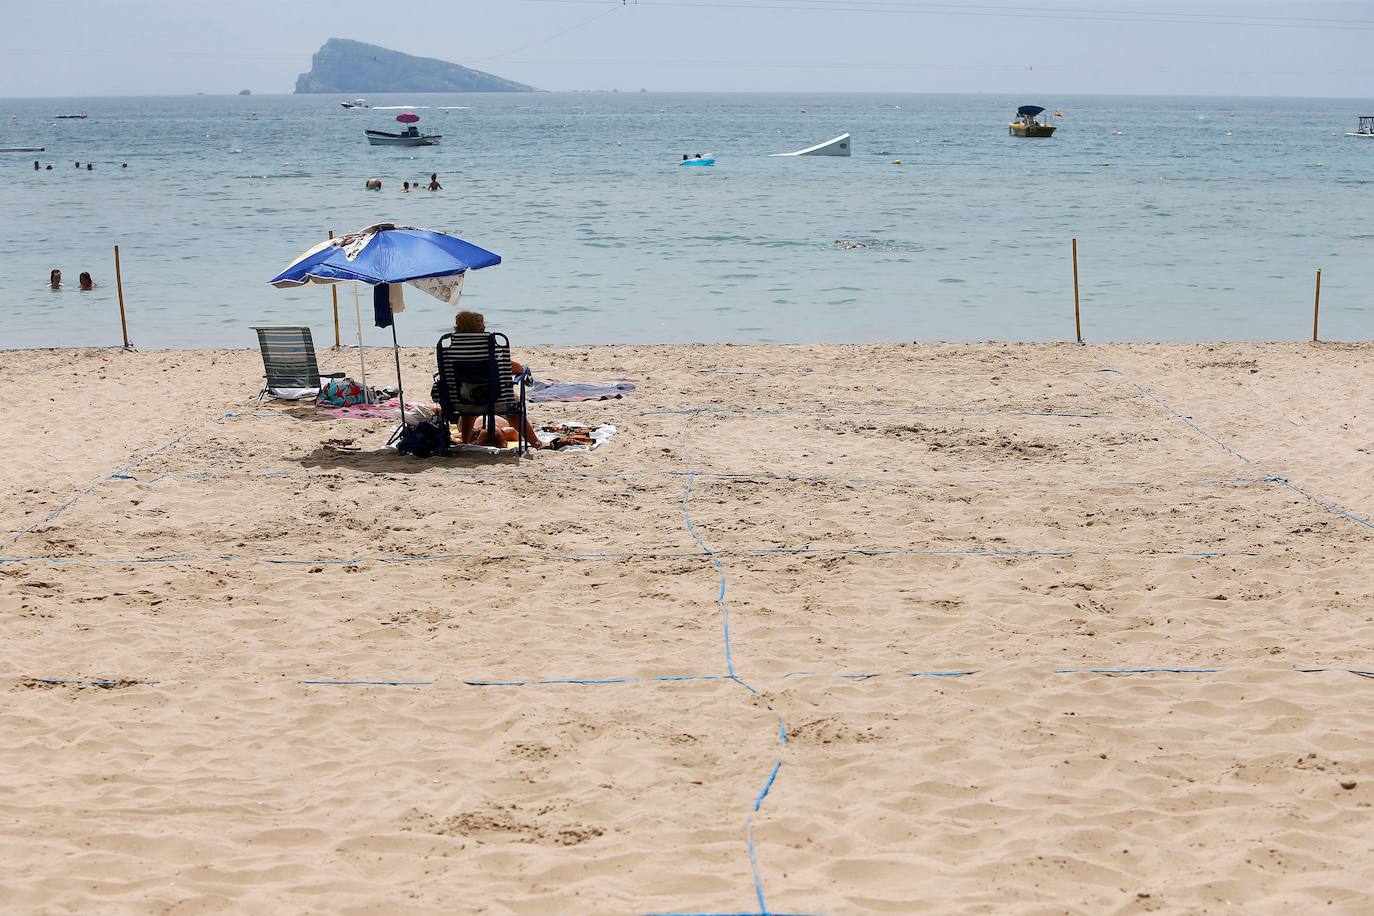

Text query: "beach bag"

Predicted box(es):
[394, 419, 447, 458]
[317, 377, 370, 407]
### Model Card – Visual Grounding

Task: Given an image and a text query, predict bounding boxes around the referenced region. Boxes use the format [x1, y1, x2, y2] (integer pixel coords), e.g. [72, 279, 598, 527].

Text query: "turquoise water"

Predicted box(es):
[2, 92, 1371, 348]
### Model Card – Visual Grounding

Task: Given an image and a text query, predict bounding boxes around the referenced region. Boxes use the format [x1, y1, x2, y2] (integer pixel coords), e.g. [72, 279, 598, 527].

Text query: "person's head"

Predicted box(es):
[454, 310, 485, 333]
[683, 154, 689, 160]
[33, 160, 38, 169]
[85, 163, 92, 171]
[49, 269, 61, 288]
[79, 272, 93, 290]
[45, 164, 52, 170]
[430, 172, 437, 181]
[74, 161, 80, 168]
[402, 181, 409, 191]
[121, 162, 128, 168]
[695, 153, 702, 158]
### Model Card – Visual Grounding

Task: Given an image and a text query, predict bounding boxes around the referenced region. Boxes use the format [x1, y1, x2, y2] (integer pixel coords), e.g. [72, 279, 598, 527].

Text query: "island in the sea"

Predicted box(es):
[294, 38, 535, 93]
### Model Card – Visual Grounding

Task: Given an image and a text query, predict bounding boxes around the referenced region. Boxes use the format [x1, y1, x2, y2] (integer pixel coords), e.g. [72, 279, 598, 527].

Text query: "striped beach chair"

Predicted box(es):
[433, 331, 531, 455]
[250, 326, 344, 402]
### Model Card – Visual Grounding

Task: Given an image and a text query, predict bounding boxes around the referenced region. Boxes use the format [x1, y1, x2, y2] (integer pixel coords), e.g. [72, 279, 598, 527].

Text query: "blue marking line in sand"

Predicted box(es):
[0, 430, 191, 551]
[1095, 365, 1251, 462]
[753, 760, 783, 812]
[1266, 476, 1374, 533]
[1053, 667, 1222, 675]
[299, 679, 435, 686]
[681, 471, 750, 688]
[745, 820, 768, 915]
[20, 678, 160, 686]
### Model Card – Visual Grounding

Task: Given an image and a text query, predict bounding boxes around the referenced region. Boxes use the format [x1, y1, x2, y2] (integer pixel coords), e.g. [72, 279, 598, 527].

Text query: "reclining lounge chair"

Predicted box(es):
[250, 326, 344, 402]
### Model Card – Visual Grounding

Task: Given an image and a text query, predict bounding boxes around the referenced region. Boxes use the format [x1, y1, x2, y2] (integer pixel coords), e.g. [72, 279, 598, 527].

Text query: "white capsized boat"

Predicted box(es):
[771, 133, 852, 157]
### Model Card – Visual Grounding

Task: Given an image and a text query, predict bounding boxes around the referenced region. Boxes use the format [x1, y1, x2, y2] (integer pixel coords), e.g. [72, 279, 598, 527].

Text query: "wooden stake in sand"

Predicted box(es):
[113, 244, 131, 350]
[1312, 268, 1322, 343]
[328, 230, 340, 349]
[1072, 238, 1082, 344]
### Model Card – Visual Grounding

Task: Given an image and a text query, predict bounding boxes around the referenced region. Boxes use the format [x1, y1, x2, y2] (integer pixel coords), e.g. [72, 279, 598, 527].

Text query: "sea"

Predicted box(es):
[2, 92, 1371, 349]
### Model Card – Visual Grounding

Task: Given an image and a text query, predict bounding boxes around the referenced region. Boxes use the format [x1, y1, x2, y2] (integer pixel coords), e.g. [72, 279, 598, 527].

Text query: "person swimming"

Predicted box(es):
[49, 269, 61, 290]
[79, 272, 96, 290]
[428, 172, 442, 191]
[402, 181, 410, 193]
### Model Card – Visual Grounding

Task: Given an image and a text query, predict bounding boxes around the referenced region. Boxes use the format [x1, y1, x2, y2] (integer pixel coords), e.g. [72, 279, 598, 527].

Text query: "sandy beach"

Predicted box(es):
[2, 340, 1373, 914]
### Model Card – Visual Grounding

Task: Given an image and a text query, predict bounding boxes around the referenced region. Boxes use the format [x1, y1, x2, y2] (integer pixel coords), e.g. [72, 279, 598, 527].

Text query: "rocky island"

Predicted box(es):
[294, 38, 535, 94]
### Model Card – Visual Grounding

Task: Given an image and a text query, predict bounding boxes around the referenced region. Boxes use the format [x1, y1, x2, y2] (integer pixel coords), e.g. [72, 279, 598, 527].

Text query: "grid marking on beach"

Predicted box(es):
[6, 346, 1374, 913]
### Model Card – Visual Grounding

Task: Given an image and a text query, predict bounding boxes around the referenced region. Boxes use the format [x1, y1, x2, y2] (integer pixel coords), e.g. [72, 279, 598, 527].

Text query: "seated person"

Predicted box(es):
[448, 310, 550, 449]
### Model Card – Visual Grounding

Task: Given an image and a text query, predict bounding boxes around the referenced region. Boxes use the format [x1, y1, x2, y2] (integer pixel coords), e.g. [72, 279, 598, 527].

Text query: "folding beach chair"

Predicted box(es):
[433, 332, 532, 456]
[250, 326, 344, 402]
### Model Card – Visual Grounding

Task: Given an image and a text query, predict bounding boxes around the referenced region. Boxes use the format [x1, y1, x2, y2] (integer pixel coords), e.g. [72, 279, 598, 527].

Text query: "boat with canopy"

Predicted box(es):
[1009, 106, 1056, 138]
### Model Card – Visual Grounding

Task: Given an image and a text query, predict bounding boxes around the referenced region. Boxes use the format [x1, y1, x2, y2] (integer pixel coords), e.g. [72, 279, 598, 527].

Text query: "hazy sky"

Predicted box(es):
[2, 0, 1372, 97]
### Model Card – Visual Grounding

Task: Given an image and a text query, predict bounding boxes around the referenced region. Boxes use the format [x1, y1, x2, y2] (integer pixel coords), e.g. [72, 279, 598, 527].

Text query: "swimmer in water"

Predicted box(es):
[402, 181, 410, 193]
[79, 272, 96, 290]
[428, 172, 442, 191]
[85, 162, 92, 171]
[49, 269, 62, 290]
[33, 160, 39, 170]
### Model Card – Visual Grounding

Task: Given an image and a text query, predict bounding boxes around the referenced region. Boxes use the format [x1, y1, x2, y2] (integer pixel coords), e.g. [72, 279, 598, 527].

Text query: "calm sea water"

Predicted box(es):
[2, 92, 1371, 348]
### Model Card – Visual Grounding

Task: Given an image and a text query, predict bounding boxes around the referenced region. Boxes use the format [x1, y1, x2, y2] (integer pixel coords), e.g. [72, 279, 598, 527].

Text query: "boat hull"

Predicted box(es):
[1345, 132, 1374, 138]
[365, 131, 441, 147]
[771, 133, 852, 157]
[680, 158, 715, 167]
[1009, 123, 1056, 137]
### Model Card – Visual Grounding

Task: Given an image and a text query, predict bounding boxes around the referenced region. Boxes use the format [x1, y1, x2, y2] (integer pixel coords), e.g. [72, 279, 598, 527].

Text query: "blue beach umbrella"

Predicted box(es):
[269, 223, 502, 425]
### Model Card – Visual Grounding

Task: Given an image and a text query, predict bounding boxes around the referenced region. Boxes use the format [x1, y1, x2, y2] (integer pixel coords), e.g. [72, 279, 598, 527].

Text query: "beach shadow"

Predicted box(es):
[298, 446, 525, 474]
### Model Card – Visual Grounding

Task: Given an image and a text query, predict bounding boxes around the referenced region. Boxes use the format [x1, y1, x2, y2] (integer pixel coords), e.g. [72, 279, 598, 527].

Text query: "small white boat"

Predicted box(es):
[771, 133, 851, 157]
[1345, 115, 1374, 137]
[365, 126, 441, 147]
[340, 98, 370, 109]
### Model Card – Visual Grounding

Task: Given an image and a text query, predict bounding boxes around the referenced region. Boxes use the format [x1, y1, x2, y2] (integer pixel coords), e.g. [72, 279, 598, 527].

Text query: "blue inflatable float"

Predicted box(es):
[680, 158, 715, 167]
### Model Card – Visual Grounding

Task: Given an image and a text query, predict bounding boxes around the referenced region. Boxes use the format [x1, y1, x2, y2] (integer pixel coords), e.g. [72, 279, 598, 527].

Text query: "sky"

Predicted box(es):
[2, 0, 1372, 97]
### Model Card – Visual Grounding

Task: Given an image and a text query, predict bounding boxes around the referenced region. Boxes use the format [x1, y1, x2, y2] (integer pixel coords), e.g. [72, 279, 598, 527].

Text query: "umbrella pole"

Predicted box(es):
[353, 283, 370, 403]
[390, 322, 406, 428]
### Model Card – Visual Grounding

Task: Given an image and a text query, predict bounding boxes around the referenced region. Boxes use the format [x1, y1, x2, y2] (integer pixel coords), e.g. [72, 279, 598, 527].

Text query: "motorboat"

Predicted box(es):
[365, 126, 441, 146]
[54, 113, 87, 120]
[770, 133, 851, 157]
[1009, 106, 1056, 137]
[340, 98, 370, 109]
[680, 156, 715, 167]
[1345, 115, 1374, 137]
[0, 146, 45, 152]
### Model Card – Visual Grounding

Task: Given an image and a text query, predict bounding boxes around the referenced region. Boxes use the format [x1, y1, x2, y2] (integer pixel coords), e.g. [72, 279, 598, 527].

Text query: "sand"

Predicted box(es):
[2, 341, 1372, 914]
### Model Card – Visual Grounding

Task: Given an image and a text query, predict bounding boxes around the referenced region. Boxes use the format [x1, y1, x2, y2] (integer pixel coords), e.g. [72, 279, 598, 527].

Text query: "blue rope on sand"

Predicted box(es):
[1266, 476, 1374, 533]
[0, 430, 191, 551]
[681, 471, 748, 687]
[300, 679, 434, 686]
[1096, 367, 1251, 462]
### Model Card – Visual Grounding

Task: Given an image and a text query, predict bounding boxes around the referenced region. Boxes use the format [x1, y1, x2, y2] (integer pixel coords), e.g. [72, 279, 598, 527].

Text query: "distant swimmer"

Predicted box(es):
[402, 180, 410, 193]
[45, 164, 52, 170]
[33, 160, 39, 170]
[79, 272, 96, 290]
[365, 178, 382, 190]
[122, 162, 127, 168]
[428, 172, 442, 191]
[834, 240, 867, 250]
[49, 269, 62, 290]
[86, 162, 92, 171]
